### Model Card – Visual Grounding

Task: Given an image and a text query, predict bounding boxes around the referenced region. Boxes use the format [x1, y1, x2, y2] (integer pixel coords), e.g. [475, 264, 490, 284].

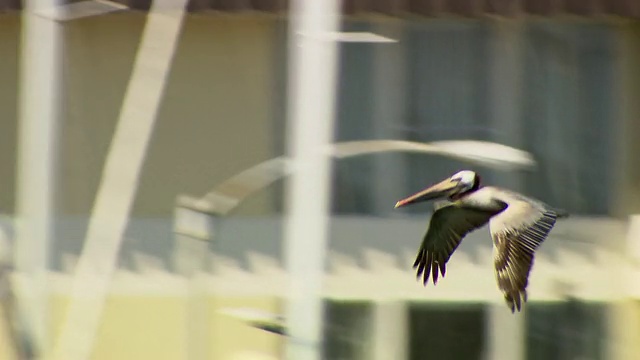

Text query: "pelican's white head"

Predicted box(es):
[450, 170, 479, 192]
[394, 170, 481, 208]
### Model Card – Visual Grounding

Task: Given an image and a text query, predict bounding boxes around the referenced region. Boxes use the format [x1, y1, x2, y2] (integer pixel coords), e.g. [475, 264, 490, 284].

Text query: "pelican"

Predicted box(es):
[394, 170, 568, 312]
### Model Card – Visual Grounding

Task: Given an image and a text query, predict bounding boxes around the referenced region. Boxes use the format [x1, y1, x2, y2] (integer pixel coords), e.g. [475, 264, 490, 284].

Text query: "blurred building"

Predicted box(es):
[0, 1, 639, 359]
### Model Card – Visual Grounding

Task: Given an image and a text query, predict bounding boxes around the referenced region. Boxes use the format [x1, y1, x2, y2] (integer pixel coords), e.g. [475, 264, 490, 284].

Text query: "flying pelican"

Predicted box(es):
[394, 170, 568, 312]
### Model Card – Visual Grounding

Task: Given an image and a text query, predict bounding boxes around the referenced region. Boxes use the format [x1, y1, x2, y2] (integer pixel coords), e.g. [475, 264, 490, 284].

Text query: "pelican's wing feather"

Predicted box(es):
[414, 205, 495, 285]
[488, 193, 559, 313]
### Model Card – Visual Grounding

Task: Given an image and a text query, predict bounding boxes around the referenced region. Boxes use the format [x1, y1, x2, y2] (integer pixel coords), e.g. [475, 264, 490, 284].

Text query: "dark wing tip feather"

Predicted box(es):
[504, 291, 526, 313]
[412, 249, 448, 286]
[432, 261, 440, 285]
[412, 206, 495, 288]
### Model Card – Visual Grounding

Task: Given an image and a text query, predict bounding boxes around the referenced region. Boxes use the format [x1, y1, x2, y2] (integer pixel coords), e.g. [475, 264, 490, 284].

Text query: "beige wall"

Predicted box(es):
[607, 300, 640, 360]
[209, 296, 282, 360]
[61, 13, 279, 217]
[616, 22, 640, 215]
[0, 15, 19, 214]
[0, 13, 279, 218]
[46, 294, 282, 360]
[51, 295, 188, 360]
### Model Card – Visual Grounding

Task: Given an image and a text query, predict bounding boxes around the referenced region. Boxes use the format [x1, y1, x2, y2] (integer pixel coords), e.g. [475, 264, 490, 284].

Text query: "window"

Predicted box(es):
[408, 302, 486, 360]
[274, 19, 622, 216]
[521, 22, 616, 215]
[526, 300, 607, 360]
[323, 299, 373, 359]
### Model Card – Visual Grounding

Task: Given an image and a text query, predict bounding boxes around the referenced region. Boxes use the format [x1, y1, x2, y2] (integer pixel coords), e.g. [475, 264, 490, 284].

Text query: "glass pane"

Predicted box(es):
[526, 301, 607, 360]
[408, 302, 486, 360]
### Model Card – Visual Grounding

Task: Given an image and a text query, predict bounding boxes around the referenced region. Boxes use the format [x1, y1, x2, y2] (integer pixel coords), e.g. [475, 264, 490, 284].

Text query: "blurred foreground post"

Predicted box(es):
[487, 303, 524, 360]
[370, 22, 406, 215]
[485, 21, 526, 360]
[487, 21, 524, 191]
[284, 0, 342, 359]
[369, 301, 407, 360]
[15, 0, 63, 357]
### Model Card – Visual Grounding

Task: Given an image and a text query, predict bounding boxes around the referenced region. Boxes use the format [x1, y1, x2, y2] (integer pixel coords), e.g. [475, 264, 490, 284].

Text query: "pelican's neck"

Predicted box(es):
[449, 188, 478, 201]
[455, 187, 507, 212]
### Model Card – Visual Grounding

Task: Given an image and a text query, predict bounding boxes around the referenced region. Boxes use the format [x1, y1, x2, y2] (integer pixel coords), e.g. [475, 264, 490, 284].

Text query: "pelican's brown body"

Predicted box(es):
[395, 170, 568, 313]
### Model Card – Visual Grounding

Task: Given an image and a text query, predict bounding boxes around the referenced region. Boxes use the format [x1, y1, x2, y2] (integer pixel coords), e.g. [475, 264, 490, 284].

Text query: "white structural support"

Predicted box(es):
[15, 0, 63, 356]
[283, 0, 342, 358]
[486, 21, 526, 360]
[16, 2, 131, 358]
[488, 20, 525, 192]
[50, 1, 188, 359]
[370, 21, 406, 215]
[368, 301, 408, 360]
[486, 302, 525, 360]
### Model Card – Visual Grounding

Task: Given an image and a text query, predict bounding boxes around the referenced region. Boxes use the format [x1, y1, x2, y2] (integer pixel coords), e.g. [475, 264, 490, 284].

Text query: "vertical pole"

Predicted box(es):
[487, 20, 525, 192]
[486, 22, 526, 360]
[283, 0, 341, 359]
[370, 21, 406, 215]
[368, 301, 408, 360]
[486, 303, 525, 360]
[15, 0, 63, 356]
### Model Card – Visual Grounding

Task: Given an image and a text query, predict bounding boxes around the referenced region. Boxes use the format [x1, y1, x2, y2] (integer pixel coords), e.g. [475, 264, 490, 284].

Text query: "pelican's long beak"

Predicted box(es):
[394, 178, 460, 208]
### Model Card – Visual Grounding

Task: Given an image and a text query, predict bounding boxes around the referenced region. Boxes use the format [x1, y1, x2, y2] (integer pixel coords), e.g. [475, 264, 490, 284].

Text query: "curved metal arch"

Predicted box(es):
[176, 139, 536, 217]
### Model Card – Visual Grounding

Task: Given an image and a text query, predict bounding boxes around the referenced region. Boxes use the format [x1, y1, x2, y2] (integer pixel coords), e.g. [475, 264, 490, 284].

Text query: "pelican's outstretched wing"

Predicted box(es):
[414, 205, 495, 285]
[489, 194, 559, 313]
